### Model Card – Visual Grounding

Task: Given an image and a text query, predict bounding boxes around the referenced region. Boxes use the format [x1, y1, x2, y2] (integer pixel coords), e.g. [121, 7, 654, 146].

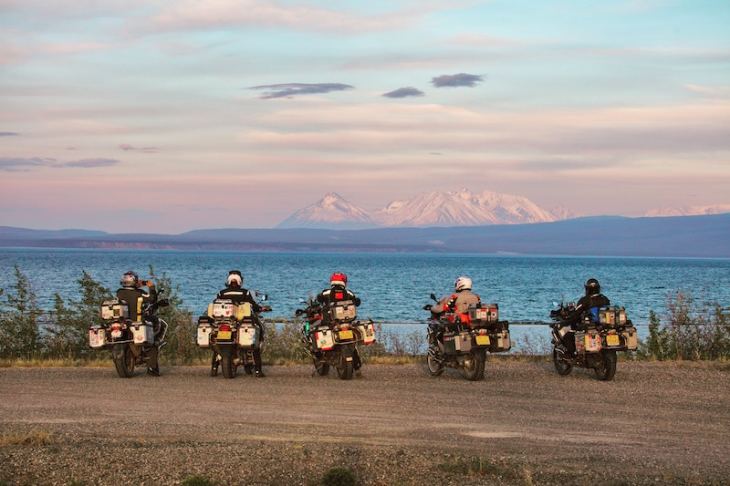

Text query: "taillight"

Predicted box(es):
[110, 323, 122, 331]
[479, 329, 487, 335]
[219, 324, 231, 332]
[339, 324, 350, 331]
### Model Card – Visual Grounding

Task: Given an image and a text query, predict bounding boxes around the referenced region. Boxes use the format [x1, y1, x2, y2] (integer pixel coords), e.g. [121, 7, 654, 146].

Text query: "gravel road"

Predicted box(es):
[1, 360, 728, 485]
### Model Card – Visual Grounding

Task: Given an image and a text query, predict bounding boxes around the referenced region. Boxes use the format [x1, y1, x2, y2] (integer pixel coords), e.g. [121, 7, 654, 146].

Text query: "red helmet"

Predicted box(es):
[330, 272, 348, 286]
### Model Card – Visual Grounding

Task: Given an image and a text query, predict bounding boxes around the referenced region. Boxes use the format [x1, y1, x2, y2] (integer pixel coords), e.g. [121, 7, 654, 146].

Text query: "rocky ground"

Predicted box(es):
[1, 359, 729, 485]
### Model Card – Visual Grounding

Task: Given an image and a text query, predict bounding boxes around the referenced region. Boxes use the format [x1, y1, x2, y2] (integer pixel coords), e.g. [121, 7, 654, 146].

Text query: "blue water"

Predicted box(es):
[1, 249, 728, 347]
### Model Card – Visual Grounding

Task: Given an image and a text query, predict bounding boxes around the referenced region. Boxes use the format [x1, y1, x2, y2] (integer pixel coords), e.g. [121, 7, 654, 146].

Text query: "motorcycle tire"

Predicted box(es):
[221, 348, 236, 379]
[426, 344, 444, 377]
[461, 349, 485, 381]
[594, 350, 617, 381]
[552, 348, 573, 376]
[336, 361, 354, 380]
[210, 352, 219, 377]
[244, 364, 254, 375]
[315, 361, 330, 376]
[113, 343, 135, 378]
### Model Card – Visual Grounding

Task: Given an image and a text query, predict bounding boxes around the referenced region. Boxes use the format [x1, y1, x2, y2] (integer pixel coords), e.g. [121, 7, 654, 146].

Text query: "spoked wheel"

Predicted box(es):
[113, 343, 135, 378]
[461, 349, 485, 381]
[594, 350, 617, 381]
[220, 347, 236, 379]
[426, 343, 445, 377]
[553, 347, 573, 376]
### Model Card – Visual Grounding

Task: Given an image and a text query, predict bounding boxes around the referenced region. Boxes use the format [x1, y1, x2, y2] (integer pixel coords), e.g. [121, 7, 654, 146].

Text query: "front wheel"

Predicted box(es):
[315, 361, 330, 376]
[461, 349, 485, 381]
[220, 347, 236, 379]
[594, 350, 617, 381]
[553, 348, 573, 376]
[113, 343, 135, 378]
[426, 344, 444, 377]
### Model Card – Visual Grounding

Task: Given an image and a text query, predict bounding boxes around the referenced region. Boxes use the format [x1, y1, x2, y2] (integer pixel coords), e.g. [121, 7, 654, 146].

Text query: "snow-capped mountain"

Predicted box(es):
[372, 188, 557, 227]
[276, 193, 376, 229]
[645, 204, 730, 217]
[278, 189, 561, 229]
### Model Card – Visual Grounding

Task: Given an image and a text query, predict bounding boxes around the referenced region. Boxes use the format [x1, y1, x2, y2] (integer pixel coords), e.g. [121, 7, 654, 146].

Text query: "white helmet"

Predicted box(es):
[454, 276, 472, 292]
[226, 270, 243, 287]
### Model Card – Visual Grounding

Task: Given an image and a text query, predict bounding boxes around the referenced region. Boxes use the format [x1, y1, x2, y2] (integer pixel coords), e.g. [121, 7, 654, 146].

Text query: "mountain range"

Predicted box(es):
[2, 213, 729, 257]
[277, 189, 565, 229]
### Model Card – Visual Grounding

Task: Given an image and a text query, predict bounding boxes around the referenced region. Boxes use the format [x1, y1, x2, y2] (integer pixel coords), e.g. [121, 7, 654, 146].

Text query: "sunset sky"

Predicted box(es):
[1, 0, 729, 232]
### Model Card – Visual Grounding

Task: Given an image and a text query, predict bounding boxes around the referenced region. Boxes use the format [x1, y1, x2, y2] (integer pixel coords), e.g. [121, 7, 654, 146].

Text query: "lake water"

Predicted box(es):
[1, 249, 728, 349]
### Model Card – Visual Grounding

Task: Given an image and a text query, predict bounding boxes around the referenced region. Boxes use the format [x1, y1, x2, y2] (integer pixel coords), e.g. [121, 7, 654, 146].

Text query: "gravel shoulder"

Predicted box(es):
[1, 360, 729, 485]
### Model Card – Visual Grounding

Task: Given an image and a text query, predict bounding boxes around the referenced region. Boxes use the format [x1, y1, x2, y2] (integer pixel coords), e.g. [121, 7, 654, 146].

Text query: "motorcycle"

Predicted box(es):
[423, 293, 511, 381]
[549, 302, 638, 381]
[295, 297, 376, 380]
[88, 289, 170, 378]
[196, 293, 271, 379]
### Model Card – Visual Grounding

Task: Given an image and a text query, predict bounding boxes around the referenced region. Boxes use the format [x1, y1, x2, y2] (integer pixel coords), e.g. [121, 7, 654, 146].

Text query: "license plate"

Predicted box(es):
[475, 335, 490, 346]
[217, 330, 232, 340]
[606, 334, 620, 346]
[111, 330, 121, 339]
[339, 330, 354, 340]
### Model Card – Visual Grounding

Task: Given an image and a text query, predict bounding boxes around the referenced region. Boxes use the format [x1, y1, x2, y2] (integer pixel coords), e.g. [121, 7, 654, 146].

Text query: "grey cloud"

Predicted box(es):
[249, 83, 354, 99]
[0, 131, 20, 137]
[382, 87, 424, 98]
[61, 158, 120, 168]
[0, 157, 54, 172]
[0, 156, 120, 171]
[120, 143, 159, 153]
[431, 73, 483, 88]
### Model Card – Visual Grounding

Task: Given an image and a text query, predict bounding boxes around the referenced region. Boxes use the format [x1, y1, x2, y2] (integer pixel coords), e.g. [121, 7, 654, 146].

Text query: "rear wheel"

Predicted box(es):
[594, 350, 617, 381]
[336, 346, 355, 380]
[220, 347, 236, 379]
[461, 349, 485, 381]
[113, 343, 135, 378]
[210, 352, 219, 377]
[244, 364, 254, 375]
[553, 347, 573, 376]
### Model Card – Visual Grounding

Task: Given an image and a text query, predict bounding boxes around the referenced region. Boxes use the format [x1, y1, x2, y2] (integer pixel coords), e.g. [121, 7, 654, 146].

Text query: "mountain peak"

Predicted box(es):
[276, 193, 376, 229]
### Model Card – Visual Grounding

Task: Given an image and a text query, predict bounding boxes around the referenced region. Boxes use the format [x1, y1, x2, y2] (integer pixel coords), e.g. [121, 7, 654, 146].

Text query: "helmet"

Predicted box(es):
[120, 271, 139, 288]
[330, 272, 348, 287]
[226, 270, 243, 287]
[454, 276, 472, 292]
[585, 278, 601, 296]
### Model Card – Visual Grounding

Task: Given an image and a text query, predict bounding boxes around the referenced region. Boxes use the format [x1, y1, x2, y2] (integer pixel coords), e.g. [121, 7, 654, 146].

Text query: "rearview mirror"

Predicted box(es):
[430, 293, 438, 302]
[158, 299, 170, 308]
[295, 309, 305, 316]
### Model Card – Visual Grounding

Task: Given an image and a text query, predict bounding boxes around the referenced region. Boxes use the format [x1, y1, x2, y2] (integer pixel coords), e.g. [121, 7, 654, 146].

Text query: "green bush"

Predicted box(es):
[639, 293, 730, 360]
[181, 475, 216, 486]
[0, 266, 41, 359]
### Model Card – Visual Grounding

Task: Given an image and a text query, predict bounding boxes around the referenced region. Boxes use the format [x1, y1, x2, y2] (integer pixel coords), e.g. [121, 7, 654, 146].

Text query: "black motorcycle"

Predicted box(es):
[296, 298, 375, 380]
[89, 289, 169, 378]
[550, 302, 638, 381]
[424, 294, 511, 381]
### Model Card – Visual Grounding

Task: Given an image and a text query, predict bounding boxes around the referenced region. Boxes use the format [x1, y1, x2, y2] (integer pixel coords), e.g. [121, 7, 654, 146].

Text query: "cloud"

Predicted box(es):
[431, 73, 484, 88]
[61, 158, 120, 168]
[0, 131, 20, 137]
[0, 157, 54, 172]
[0, 156, 120, 171]
[249, 83, 354, 99]
[685, 84, 730, 99]
[382, 87, 424, 98]
[120, 143, 159, 153]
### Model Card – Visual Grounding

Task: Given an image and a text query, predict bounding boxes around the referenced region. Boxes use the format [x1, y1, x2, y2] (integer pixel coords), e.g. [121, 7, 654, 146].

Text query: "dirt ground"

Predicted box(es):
[1, 359, 728, 485]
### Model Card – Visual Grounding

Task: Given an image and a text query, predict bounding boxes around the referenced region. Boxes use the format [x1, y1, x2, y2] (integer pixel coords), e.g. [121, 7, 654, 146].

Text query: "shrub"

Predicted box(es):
[321, 467, 357, 486]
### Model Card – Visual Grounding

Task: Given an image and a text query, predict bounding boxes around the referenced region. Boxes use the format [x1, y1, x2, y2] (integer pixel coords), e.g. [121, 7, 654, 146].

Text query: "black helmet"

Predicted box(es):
[584, 278, 601, 296]
[120, 270, 139, 288]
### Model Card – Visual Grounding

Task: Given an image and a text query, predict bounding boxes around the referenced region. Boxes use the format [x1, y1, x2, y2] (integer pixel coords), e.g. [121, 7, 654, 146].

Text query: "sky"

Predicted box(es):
[1, 0, 729, 232]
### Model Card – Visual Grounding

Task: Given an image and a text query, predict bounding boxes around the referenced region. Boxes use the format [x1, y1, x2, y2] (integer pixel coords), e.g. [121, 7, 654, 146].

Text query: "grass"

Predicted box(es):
[181, 475, 217, 486]
[0, 430, 54, 447]
[437, 456, 529, 483]
[321, 467, 357, 486]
